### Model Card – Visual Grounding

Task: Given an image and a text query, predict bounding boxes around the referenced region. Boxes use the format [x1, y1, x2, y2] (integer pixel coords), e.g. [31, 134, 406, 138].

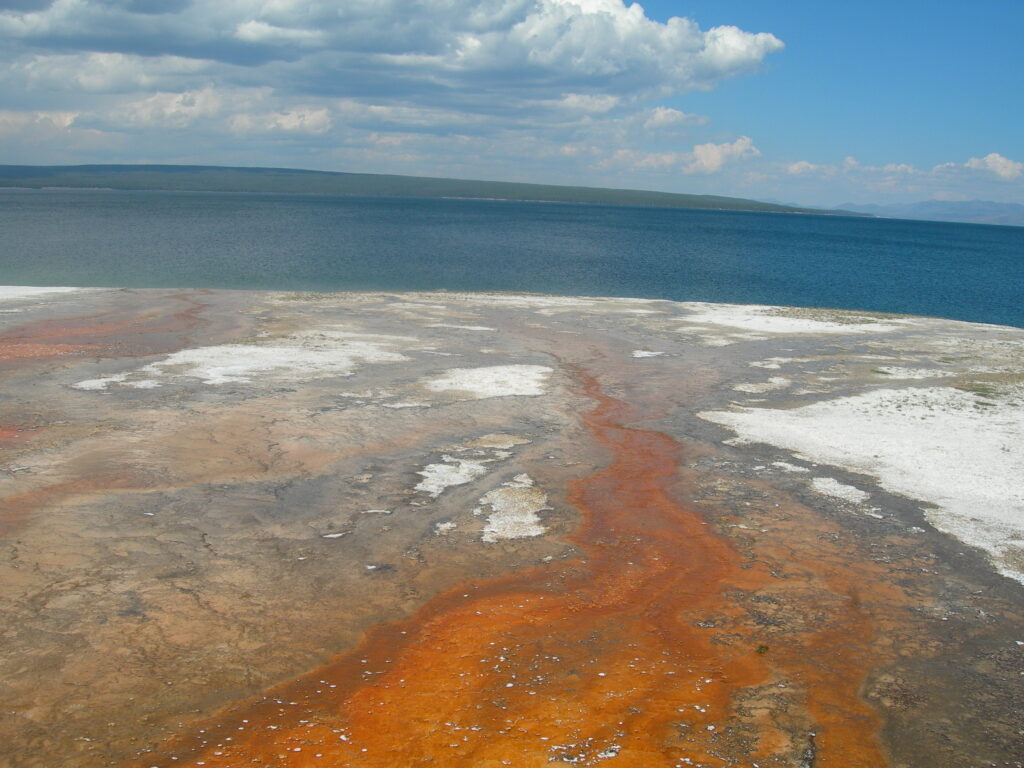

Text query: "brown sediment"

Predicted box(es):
[142, 363, 892, 768]
[0, 294, 206, 364]
[0, 475, 132, 539]
[0, 426, 36, 446]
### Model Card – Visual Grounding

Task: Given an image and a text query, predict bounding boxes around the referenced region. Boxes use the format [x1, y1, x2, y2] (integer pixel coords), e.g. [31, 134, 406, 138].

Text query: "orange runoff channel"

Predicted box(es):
[144, 365, 887, 768]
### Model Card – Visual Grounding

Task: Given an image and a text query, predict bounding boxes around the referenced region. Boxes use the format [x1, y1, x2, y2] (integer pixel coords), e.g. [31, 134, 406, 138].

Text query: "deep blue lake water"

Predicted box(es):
[1, 189, 1021, 327]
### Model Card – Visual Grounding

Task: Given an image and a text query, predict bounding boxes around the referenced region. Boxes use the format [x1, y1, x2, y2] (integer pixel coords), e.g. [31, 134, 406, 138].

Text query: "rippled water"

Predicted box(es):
[2, 188, 1021, 326]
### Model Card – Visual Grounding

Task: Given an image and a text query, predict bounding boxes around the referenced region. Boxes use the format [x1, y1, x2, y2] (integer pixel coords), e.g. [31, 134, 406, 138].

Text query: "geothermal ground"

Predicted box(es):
[1, 288, 1022, 768]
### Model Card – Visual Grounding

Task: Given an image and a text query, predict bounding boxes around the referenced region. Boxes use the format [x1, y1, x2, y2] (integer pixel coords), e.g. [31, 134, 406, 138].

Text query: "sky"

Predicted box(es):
[1, 0, 1021, 207]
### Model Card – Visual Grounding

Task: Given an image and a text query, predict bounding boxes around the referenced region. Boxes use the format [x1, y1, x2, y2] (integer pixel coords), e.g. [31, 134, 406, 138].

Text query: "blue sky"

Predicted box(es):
[656, 2, 1024, 165]
[1, 0, 1021, 206]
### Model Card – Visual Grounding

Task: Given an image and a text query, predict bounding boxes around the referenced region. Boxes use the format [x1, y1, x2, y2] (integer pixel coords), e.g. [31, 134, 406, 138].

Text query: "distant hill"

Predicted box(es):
[840, 200, 1024, 228]
[0, 163, 849, 216]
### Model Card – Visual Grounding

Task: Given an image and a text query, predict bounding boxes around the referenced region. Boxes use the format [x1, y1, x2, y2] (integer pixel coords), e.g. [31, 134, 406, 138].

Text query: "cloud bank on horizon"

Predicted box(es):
[0, 0, 1020, 206]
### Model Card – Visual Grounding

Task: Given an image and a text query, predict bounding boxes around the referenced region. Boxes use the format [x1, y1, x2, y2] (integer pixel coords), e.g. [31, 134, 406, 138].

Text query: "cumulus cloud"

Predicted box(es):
[599, 136, 760, 175]
[0, 108, 77, 136]
[965, 152, 1023, 180]
[603, 148, 686, 170]
[685, 136, 759, 174]
[0, 108, 118, 159]
[0, 1, 782, 115]
[643, 106, 707, 131]
[10, 52, 210, 94]
[230, 107, 332, 136]
[752, 150, 1024, 208]
[786, 160, 832, 176]
[110, 87, 227, 128]
[555, 93, 620, 114]
[0, 0, 790, 181]
[881, 162, 917, 174]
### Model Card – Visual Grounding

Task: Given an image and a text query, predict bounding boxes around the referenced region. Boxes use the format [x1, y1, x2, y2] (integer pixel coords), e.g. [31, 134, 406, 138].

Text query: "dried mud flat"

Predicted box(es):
[0, 287, 1022, 768]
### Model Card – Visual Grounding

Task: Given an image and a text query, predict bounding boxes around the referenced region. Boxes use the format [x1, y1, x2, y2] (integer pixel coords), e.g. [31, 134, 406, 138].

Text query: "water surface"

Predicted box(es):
[2, 189, 1021, 326]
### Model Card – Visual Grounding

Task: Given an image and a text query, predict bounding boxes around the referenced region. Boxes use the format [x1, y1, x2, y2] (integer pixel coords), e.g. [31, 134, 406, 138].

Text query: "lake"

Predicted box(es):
[1, 188, 1021, 327]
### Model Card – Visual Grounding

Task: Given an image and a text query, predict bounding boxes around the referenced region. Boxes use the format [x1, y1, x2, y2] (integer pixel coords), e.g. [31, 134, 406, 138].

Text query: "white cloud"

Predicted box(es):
[747, 150, 1024, 207]
[685, 136, 759, 174]
[234, 19, 324, 46]
[965, 152, 1023, 180]
[112, 87, 227, 128]
[597, 136, 760, 176]
[603, 148, 687, 170]
[0, 0, 788, 182]
[556, 93, 620, 114]
[697, 24, 784, 76]
[643, 106, 706, 130]
[786, 160, 833, 176]
[0, 108, 118, 160]
[11, 52, 210, 94]
[0, 1, 783, 114]
[0, 109, 77, 135]
[230, 107, 331, 135]
[881, 162, 917, 174]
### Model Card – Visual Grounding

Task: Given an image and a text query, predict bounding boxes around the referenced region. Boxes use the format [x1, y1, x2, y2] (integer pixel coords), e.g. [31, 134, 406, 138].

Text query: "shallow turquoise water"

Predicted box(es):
[1, 189, 1021, 327]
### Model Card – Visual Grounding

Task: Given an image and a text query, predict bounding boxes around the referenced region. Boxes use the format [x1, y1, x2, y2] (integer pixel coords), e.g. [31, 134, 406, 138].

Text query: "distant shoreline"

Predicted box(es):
[0, 162, 859, 217]
[1, 182, 871, 222]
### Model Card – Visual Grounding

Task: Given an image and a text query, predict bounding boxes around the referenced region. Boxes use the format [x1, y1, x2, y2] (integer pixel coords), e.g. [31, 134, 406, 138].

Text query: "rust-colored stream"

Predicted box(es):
[145, 366, 888, 767]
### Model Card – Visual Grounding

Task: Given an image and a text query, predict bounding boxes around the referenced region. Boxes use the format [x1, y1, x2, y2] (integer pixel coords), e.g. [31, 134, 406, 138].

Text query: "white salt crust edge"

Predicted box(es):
[415, 456, 490, 497]
[811, 477, 870, 504]
[700, 386, 1024, 583]
[480, 474, 549, 542]
[679, 302, 907, 335]
[873, 366, 950, 379]
[73, 329, 416, 388]
[0, 286, 82, 302]
[772, 461, 809, 473]
[733, 377, 791, 394]
[424, 365, 552, 399]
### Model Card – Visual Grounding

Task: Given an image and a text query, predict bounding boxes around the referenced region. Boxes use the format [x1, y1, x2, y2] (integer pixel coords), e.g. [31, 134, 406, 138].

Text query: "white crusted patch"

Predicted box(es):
[467, 294, 598, 309]
[872, 366, 950, 379]
[385, 301, 449, 312]
[772, 461, 810, 473]
[750, 357, 801, 369]
[631, 350, 663, 358]
[681, 303, 905, 335]
[0, 286, 82, 303]
[426, 323, 496, 331]
[811, 477, 870, 504]
[461, 293, 658, 315]
[424, 365, 552, 399]
[435, 521, 457, 535]
[732, 377, 791, 393]
[701, 385, 1024, 582]
[75, 373, 159, 390]
[149, 342, 405, 385]
[480, 475, 549, 542]
[72, 327, 415, 388]
[415, 456, 490, 497]
[72, 373, 128, 390]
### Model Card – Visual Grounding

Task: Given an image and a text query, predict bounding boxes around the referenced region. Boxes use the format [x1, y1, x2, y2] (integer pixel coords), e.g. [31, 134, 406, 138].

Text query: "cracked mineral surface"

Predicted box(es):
[1, 288, 1022, 768]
